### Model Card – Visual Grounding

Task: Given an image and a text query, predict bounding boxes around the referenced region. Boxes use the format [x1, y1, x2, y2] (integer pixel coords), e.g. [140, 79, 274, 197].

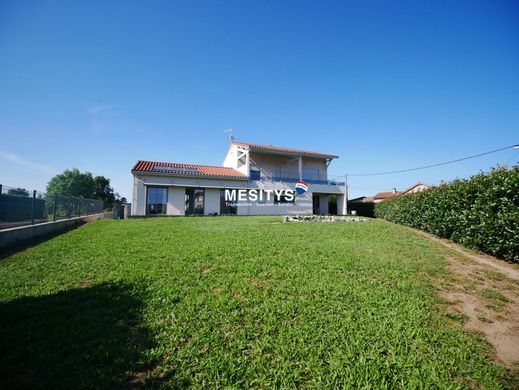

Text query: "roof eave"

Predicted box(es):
[132, 170, 249, 180]
[247, 148, 338, 159]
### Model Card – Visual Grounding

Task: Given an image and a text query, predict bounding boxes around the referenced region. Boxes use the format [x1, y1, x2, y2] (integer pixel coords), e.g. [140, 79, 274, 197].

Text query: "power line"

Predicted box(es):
[344, 144, 518, 177]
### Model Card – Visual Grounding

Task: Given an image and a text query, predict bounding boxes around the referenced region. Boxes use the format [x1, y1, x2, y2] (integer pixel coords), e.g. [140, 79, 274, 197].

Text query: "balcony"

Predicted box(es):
[250, 169, 344, 186]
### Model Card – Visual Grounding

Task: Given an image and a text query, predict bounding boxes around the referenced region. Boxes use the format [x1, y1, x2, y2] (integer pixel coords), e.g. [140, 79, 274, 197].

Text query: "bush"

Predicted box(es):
[375, 166, 519, 262]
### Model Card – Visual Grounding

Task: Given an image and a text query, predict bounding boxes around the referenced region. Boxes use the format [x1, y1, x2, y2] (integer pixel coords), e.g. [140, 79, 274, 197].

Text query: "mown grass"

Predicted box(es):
[0, 217, 513, 388]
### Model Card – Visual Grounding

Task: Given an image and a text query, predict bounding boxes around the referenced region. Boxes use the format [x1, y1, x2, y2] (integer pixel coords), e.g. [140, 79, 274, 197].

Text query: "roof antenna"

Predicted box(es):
[224, 128, 235, 143]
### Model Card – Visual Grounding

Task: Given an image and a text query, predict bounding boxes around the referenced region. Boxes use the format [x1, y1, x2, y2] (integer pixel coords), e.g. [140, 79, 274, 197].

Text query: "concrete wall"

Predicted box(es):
[205, 188, 221, 214]
[167, 186, 185, 216]
[336, 193, 347, 215]
[132, 176, 146, 216]
[0, 213, 105, 251]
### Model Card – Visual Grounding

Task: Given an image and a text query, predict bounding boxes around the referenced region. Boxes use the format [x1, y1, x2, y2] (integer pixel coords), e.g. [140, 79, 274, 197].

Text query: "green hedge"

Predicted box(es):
[375, 167, 519, 262]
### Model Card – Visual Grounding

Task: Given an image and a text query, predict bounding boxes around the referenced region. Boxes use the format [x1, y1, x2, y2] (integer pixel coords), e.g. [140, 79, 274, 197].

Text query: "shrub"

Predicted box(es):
[375, 166, 519, 262]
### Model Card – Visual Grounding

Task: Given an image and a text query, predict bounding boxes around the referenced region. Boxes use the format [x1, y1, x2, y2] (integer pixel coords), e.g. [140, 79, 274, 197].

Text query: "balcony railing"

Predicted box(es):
[250, 170, 344, 186]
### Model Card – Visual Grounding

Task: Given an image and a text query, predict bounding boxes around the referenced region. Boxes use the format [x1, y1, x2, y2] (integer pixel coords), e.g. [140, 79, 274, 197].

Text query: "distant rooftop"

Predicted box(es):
[132, 161, 247, 179]
[232, 141, 338, 159]
[373, 191, 401, 200]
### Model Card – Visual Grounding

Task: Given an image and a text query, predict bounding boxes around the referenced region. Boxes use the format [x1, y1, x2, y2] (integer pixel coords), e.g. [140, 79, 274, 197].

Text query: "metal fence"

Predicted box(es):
[0, 184, 104, 230]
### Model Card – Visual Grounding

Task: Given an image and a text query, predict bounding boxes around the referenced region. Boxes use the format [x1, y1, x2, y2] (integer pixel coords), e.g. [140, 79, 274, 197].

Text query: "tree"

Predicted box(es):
[7, 187, 29, 197]
[93, 176, 115, 204]
[46, 168, 95, 198]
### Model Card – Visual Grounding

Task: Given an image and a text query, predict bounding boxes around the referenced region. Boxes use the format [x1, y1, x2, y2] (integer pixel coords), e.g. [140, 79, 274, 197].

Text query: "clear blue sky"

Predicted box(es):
[1, 0, 518, 199]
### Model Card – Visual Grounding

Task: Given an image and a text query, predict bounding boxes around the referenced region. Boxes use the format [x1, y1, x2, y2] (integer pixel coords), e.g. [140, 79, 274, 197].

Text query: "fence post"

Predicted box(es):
[78, 198, 81, 217]
[68, 196, 72, 219]
[31, 190, 36, 224]
[53, 194, 57, 221]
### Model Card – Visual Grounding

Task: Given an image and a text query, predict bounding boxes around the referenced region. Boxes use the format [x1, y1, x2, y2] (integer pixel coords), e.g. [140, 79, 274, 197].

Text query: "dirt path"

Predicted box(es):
[417, 230, 519, 280]
[417, 230, 519, 370]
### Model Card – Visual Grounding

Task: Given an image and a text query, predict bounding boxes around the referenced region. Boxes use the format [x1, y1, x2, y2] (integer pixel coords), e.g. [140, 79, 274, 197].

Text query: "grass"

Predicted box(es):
[480, 288, 511, 303]
[0, 216, 513, 388]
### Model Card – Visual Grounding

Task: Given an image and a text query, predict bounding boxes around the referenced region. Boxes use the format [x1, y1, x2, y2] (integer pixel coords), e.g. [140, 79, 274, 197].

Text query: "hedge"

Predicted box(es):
[374, 166, 519, 262]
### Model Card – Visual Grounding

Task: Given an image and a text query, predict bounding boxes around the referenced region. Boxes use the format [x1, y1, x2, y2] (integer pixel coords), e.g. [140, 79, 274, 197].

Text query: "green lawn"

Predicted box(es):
[0, 217, 513, 388]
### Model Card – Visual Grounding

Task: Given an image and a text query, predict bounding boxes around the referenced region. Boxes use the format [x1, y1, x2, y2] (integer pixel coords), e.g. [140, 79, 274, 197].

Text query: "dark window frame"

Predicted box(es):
[146, 186, 168, 215]
[185, 188, 205, 215]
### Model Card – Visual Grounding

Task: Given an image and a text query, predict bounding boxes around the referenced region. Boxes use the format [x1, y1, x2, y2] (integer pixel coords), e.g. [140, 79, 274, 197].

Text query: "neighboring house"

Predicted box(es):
[131, 141, 347, 216]
[401, 182, 433, 194]
[371, 182, 433, 203]
[373, 189, 401, 203]
[348, 196, 374, 203]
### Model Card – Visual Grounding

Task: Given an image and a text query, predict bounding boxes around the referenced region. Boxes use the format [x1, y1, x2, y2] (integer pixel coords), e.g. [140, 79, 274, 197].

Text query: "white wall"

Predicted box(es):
[337, 193, 347, 215]
[205, 188, 221, 214]
[167, 187, 185, 215]
[222, 144, 237, 169]
[131, 173, 343, 216]
[132, 176, 146, 216]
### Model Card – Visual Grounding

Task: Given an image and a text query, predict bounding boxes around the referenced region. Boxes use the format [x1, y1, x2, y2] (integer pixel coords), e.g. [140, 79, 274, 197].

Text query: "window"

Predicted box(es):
[146, 187, 168, 215]
[185, 188, 205, 215]
[220, 189, 237, 215]
[274, 193, 295, 204]
[250, 170, 261, 180]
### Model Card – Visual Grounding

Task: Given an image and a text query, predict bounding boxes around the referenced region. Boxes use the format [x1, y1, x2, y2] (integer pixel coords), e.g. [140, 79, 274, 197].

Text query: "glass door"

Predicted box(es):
[185, 188, 205, 215]
[146, 187, 168, 215]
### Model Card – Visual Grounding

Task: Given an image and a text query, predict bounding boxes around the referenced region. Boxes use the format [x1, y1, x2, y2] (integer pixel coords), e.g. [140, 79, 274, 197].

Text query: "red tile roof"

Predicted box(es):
[373, 191, 402, 200]
[232, 141, 338, 158]
[132, 161, 247, 179]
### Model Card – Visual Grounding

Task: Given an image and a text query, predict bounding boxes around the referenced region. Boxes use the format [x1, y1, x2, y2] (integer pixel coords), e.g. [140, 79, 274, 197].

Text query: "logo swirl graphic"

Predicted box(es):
[295, 181, 309, 195]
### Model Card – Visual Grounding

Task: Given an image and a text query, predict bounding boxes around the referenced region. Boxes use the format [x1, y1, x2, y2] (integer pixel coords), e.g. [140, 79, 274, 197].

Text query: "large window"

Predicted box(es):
[185, 188, 205, 215]
[146, 187, 168, 215]
[220, 189, 237, 215]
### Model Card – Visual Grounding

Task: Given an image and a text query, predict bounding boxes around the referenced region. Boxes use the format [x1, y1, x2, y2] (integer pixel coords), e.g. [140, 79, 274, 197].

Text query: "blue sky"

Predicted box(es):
[0, 0, 518, 199]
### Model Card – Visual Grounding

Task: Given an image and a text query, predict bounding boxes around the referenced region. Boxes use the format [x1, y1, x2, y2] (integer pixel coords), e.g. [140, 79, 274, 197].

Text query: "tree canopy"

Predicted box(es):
[46, 169, 95, 198]
[6, 187, 30, 197]
[46, 169, 125, 205]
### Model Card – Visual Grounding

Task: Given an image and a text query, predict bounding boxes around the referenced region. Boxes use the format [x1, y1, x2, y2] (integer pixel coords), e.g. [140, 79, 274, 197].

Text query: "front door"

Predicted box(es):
[312, 194, 320, 215]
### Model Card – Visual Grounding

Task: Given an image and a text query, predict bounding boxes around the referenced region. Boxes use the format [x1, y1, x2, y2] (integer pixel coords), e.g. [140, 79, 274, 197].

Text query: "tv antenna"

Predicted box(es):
[224, 128, 235, 142]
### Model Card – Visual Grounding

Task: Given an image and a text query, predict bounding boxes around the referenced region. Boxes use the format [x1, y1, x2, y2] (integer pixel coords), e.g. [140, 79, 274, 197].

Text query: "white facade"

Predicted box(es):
[131, 141, 345, 216]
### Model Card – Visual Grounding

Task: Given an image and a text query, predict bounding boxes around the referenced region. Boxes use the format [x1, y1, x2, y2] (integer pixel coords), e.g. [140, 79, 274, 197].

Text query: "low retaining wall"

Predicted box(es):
[0, 213, 105, 251]
[283, 215, 369, 223]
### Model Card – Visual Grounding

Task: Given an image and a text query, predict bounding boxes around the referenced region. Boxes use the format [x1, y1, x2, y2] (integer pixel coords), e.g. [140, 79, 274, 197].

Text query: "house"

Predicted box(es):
[131, 141, 347, 216]
[372, 182, 433, 203]
[373, 188, 401, 203]
[348, 196, 374, 203]
[401, 182, 432, 194]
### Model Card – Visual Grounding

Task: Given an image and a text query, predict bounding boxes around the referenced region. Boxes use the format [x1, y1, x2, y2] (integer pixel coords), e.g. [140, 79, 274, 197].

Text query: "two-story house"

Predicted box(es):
[131, 141, 346, 216]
